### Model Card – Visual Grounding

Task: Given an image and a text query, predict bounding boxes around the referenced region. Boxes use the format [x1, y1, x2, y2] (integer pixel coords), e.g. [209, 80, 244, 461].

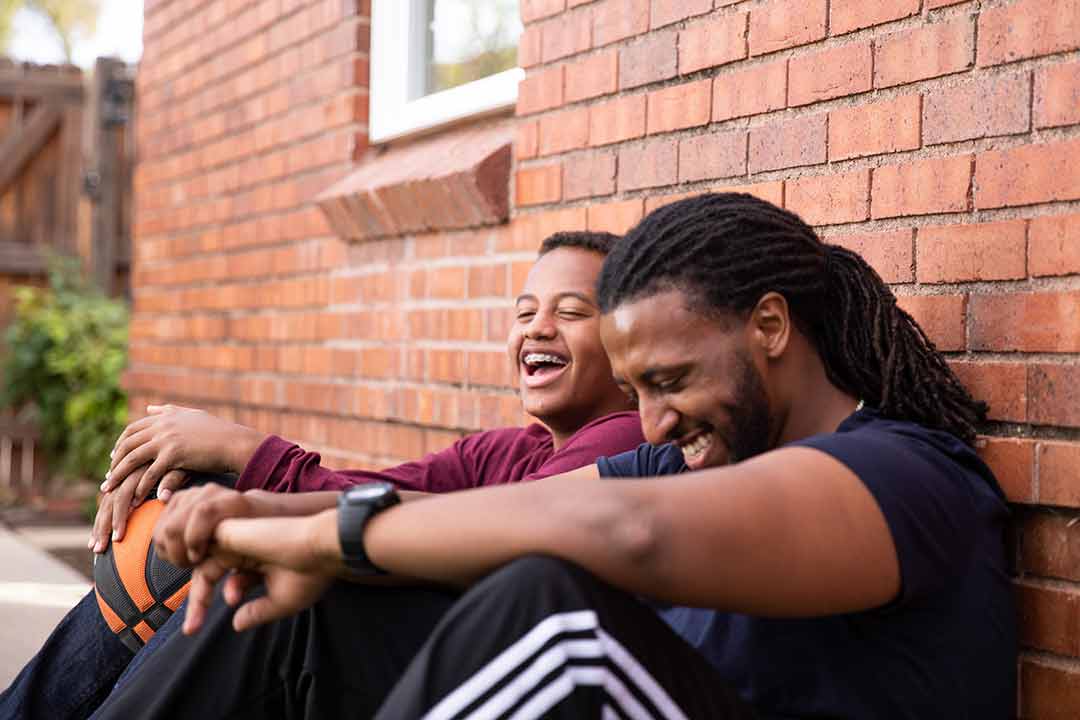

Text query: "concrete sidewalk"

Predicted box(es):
[0, 522, 92, 689]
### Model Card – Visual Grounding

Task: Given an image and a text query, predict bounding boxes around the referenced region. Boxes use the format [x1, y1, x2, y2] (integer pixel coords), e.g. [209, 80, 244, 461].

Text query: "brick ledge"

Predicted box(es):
[316, 119, 513, 241]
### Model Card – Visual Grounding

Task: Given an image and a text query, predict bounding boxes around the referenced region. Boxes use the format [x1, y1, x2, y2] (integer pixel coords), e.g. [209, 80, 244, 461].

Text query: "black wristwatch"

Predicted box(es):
[337, 482, 400, 574]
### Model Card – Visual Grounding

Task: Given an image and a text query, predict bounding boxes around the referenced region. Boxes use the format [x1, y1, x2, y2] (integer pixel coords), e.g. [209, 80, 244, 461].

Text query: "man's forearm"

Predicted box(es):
[363, 473, 649, 585]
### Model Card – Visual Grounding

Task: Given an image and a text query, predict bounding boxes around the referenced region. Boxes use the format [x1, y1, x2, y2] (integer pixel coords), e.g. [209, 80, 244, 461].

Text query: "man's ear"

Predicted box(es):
[747, 292, 791, 360]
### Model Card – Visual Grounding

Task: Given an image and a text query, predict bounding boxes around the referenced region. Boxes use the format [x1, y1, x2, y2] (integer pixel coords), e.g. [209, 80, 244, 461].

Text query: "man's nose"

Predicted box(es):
[640, 397, 679, 446]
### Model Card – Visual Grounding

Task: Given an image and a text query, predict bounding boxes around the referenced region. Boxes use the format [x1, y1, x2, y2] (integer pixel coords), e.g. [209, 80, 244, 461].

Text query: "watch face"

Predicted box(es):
[349, 485, 387, 501]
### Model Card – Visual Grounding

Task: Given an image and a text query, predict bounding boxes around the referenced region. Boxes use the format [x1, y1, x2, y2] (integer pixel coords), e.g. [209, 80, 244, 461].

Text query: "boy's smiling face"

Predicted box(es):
[508, 247, 634, 434]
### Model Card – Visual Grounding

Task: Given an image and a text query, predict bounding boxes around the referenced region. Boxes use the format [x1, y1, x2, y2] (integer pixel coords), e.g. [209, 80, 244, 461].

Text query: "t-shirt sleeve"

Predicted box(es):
[791, 428, 980, 607]
[596, 442, 687, 478]
[235, 434, 476, 494]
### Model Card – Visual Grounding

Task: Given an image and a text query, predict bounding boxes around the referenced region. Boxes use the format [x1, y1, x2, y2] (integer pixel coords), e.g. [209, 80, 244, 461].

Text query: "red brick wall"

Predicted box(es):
[515, 0, 1080, 714]
[131, 1, 538, 471]
[132, 0, 1079, 713]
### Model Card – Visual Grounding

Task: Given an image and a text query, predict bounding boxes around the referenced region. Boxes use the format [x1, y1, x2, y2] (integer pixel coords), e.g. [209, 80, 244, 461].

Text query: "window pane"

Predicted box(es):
[421, 0, 521, 98]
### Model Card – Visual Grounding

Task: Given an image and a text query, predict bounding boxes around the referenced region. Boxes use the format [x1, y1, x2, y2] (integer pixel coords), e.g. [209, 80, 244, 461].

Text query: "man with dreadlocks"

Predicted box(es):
[94, 193, 1015, 720]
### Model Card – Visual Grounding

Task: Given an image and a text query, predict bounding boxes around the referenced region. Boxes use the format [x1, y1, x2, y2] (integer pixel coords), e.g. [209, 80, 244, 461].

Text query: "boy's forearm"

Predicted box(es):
[254, 490, 340, 517]
[253, 489, 431, 518]
[226, 425, 268, 474]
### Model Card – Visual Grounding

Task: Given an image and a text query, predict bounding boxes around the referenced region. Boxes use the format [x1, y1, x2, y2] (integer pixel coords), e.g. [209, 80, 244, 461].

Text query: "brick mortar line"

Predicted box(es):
[122, 383, 520, 408]
[133, 236, 346, 268]
[947, 351, 1080, 364]
[980, 423, 1080, 444]
[1033, 425, 1044, 500]
[127, 371, 515, 394]
[131, 304, 514, 320]
[129, 297, 518, 315]
[122, 368, 521, 398]
[1018, 650, 1080, 674]
[133, 224, 327, 258]
[1014, 576, 1080, 594]
[131, 242, 531, 274]
[891, 275, 1080, 294]
[512, 197, 1080, 246]
[126, 342, 508, 354]
[134, 246, 536, 274]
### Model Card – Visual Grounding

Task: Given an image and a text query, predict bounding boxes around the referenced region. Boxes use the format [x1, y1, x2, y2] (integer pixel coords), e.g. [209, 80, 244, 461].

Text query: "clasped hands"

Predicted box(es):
[151, 483, 346, 635]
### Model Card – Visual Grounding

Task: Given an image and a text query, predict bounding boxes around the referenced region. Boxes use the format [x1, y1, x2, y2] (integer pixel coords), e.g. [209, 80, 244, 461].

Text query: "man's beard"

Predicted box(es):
[725, 351, 773, 464]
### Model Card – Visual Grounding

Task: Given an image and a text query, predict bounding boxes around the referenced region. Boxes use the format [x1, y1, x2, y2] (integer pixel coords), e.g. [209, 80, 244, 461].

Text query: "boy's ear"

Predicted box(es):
[748, 292, 791, 360]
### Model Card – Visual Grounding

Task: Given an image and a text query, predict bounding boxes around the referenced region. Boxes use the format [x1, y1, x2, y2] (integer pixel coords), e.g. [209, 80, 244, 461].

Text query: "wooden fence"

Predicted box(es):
[0, 57, 135, 494]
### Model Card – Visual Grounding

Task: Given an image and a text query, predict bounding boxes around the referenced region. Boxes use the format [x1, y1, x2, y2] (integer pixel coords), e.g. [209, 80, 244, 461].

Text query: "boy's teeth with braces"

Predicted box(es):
[681, 434, 710, 458]
[524, 353, 568, 366]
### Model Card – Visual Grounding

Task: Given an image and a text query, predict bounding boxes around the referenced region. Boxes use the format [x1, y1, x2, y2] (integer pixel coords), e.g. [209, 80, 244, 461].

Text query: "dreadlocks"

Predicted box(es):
[539, 231, 621, 257]
[596, 192, 987, 445]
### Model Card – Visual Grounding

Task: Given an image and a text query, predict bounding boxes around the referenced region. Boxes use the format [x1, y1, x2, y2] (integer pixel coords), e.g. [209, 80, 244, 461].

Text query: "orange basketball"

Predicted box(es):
[93, 499, 192, 652]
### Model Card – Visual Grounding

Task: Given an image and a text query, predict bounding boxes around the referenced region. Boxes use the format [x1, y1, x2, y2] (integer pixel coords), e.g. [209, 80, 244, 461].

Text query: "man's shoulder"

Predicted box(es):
[794, 410, 1004, 505]
[808, 410, 977, 466]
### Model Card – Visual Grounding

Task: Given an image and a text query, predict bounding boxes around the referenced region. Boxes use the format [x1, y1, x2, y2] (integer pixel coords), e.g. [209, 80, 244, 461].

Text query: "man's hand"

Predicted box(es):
[183, 556, 333, 634]
[182, 510, 343, 634]
[104, 405, 265, 503]
[89, 465, 187, 552]
[152, 484, 281, 567]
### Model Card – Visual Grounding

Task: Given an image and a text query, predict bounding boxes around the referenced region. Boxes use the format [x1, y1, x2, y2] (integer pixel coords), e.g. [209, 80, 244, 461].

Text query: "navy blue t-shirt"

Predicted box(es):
[597, 409, 1016, 720]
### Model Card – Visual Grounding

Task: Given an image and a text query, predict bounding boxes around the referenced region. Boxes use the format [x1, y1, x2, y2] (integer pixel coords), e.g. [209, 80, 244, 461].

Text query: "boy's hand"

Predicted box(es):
[89, 465, 187, 552]
[104, 405, 265, 504]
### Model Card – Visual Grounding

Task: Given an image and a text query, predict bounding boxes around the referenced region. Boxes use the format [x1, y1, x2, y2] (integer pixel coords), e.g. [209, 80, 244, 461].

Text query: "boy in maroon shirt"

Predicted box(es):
[2, 231, 643, 720]
[92, 230, 641, 543]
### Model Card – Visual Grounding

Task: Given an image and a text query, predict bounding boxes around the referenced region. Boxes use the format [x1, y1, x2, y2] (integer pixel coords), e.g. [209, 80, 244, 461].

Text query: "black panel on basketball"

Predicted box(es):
[94, 550, 140, 625]
[145, 543, 191, 599]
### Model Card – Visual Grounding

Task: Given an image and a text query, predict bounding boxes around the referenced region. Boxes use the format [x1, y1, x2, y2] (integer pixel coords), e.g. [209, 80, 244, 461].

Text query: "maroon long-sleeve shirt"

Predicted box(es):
[234, 411, 645, 494]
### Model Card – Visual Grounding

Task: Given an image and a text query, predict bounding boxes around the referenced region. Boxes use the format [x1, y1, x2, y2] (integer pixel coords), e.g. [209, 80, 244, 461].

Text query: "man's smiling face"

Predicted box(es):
[508, 246, 632, 432]
[600, 288, 774, 469]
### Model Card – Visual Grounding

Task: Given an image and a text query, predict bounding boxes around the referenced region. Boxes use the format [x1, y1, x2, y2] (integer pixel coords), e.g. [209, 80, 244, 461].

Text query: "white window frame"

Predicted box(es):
[369, 0, 524, 144]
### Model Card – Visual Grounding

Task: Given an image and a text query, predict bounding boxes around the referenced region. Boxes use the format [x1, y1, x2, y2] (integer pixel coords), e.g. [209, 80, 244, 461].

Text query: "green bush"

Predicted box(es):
[1, 256, 129, 481]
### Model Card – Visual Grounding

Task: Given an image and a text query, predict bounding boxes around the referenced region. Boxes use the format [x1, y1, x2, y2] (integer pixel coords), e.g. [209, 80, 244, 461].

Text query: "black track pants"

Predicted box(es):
[94, 556, 757, 719]
[378, 556, 756, 720]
